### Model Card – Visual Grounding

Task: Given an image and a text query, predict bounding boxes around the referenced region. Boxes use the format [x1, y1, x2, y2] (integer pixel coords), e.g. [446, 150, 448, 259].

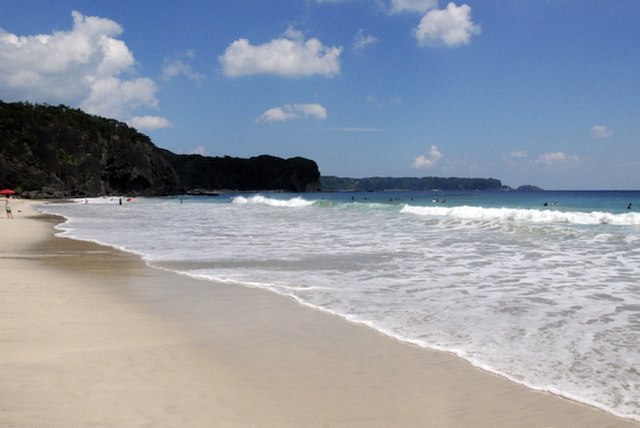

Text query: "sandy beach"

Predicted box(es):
[1, 200, 638, 427]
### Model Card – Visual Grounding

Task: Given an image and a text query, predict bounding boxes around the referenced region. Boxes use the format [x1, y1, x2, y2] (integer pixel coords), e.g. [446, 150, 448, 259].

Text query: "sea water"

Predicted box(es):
[40, 190, 640, 421]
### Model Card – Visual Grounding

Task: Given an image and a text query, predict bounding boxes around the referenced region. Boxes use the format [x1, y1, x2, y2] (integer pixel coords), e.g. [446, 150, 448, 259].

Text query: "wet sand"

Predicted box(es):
[1, 200, 638, 427]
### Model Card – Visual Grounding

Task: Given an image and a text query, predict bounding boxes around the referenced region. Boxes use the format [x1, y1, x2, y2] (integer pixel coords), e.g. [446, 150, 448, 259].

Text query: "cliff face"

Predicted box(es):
[162, 151, 321, 193]
[0, 101, 321, 197]
[0, 102, 181, 197]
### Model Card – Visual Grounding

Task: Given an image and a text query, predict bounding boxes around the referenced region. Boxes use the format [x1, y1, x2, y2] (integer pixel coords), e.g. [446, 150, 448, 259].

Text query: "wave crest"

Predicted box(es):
[232, 195, 314, 208]
[401, 205, 640, 225]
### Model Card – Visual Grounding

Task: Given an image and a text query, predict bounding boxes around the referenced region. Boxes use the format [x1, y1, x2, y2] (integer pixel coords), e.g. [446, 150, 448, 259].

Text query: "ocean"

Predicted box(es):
[39, 190, 640, 422]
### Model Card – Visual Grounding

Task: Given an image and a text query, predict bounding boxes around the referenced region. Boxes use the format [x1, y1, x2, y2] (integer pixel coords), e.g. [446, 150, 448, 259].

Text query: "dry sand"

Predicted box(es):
[1, 200, 638, 427]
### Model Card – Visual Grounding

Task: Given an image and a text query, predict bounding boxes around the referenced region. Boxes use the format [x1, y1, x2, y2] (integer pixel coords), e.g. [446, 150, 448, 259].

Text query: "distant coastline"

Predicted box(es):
[320, 175, 542, 192]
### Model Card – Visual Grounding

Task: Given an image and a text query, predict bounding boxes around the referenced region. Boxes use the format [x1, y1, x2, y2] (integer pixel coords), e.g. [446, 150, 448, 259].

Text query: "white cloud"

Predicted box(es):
[296, 103, 328, 119]
[353, 29, 378, 53]
[592, 125, 614, 140]
[178, 146, 207, 155]
[509, 150, 529, 158]
[188, 145, 207, 155]
[414, 2, 481, 47]
[257, 103, 328, 124]
[535, 151, 581, 166]
[128, 115, 173, 130]
[80, 76, 158, 119]
[219, 28, 342, 78]
[502, 150, 529, 166]
[258, 107, 299, 123]
[412, 145, 443, 169]
[0, 11, 162, 121]
[163, 52, 205, 82]
[390, 0, 438, 14]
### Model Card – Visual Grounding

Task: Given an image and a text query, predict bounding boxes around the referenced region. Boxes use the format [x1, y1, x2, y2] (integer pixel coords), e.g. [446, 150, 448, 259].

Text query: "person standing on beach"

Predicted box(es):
[5, 195, 13, 219]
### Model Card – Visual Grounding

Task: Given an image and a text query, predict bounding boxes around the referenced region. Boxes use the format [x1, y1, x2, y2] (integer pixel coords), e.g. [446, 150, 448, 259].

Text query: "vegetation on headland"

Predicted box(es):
[0, 101, 321, 198]
[160, 150, 320, 195]
[320, 176, 508, 192]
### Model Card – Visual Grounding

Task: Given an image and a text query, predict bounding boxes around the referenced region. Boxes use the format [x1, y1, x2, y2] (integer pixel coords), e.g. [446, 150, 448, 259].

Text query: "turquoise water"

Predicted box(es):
[311, 189, 640, 212]
[41, 190, 640, 422]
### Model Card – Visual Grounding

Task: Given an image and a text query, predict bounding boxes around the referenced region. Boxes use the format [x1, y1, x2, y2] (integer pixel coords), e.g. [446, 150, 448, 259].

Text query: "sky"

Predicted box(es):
[1, 1, 639, 189]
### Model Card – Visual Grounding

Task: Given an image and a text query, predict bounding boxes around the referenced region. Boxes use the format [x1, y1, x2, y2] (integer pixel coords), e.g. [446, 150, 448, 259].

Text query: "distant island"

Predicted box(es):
[0, 100, 539, 198]
[321, 176, 508, 192]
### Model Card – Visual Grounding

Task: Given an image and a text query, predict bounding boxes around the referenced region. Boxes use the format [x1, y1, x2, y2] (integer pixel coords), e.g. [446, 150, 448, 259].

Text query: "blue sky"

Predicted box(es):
[1, 1, 639, 189]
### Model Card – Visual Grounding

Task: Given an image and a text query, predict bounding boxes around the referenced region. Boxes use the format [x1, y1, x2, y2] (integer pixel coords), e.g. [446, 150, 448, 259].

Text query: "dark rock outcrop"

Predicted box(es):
[162, 151, 320, 193]
[0, 101, 180, 197]
[0, 101, 321, 197]
[516, 185, 544, 192]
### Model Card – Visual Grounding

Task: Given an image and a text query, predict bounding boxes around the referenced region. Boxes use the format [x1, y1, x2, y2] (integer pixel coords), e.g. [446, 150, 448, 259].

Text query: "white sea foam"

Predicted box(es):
[39, 193, 640, 422]
[401, 204, 640, 225]
[70, 196, 135, 205]
[232, 194, 315, 207]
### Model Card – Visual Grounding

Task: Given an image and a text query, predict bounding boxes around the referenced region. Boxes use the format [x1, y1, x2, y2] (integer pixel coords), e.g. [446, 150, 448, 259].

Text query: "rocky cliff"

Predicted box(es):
[0, 101, 321, 197]
[161, 151, 320, 193]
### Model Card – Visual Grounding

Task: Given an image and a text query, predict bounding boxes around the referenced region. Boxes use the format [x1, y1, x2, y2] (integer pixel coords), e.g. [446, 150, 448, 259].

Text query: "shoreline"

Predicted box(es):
[1, 201, 638, 427]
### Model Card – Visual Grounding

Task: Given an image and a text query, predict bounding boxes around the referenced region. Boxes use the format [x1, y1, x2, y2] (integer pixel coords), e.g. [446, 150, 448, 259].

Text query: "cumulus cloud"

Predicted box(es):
[503, 150, 530, 166]
[390, 0, 438, 14]
[411, 145, 443, 169]
[414, 2, 481, 47]
[591, 125, 614, 140]
[257, 103, 328, 124]
[353, 29, 378, 53]
[0, 11, 167, 123]
[535, 151, 581, 166]
[128, 115, 173, 130]
[80, 76, 158, 119]
[219, 28, 342, 78]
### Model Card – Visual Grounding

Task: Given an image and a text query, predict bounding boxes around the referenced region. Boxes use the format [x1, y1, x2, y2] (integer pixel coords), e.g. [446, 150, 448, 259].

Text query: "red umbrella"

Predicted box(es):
[0, 189, 16, 195]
